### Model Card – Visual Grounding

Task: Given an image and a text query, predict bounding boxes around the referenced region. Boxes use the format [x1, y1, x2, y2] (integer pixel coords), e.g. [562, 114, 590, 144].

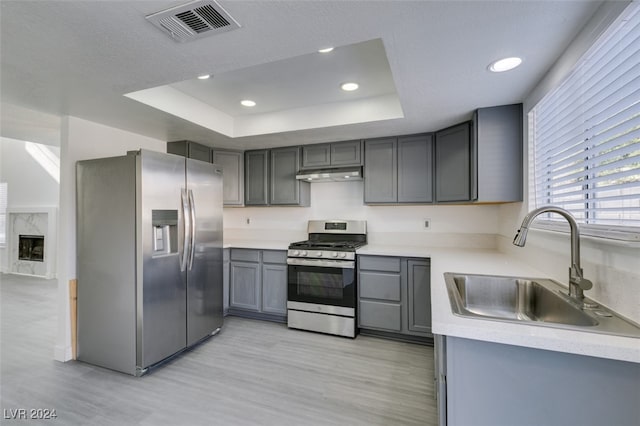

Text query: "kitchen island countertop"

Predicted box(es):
[357, 245, 640, 363]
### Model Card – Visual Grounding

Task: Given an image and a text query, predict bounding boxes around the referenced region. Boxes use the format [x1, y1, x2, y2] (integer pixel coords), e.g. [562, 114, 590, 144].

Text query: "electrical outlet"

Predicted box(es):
[423, 218, 431, 230]
[245, 217, 251, 225]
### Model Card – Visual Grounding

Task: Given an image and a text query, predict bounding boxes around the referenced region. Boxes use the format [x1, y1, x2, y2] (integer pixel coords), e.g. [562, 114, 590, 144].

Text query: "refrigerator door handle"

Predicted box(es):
[179, 188, 190, 272]
[187, 189, 196, 271]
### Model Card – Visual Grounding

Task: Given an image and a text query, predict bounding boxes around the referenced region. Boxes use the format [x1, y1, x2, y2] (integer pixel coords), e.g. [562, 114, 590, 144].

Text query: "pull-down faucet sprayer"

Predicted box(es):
[513, 206, 593, 303]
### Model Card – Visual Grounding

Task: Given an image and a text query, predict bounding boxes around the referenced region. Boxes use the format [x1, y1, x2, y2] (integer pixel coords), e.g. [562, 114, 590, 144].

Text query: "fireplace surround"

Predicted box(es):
[6, 207, 56, 278]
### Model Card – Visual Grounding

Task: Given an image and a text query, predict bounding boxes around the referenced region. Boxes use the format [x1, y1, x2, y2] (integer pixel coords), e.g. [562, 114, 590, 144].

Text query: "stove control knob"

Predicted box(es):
[339, 252, 347, 258]
[332, 252, 338, 258]
[292, 250, 300, 256]
[301, 250, 307, 256]
[316, 251, 323, 257]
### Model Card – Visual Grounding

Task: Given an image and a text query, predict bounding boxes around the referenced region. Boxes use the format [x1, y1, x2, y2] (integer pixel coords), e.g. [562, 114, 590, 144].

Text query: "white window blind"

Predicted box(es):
[0, 182, 7, 245]
[529, 2, 640, 235]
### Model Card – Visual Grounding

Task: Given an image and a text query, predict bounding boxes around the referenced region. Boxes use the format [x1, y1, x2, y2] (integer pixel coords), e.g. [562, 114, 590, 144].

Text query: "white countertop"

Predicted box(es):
[223, 239, 290, 251]
[359, 244, 640, 363]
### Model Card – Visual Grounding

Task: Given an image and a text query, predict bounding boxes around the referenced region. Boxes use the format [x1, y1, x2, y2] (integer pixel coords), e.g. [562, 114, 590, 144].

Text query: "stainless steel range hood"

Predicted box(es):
[296, 166, 363, 182]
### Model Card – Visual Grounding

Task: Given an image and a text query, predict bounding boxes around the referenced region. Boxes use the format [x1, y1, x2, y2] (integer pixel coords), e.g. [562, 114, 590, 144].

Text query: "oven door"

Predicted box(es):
[287, 258, 355, 308]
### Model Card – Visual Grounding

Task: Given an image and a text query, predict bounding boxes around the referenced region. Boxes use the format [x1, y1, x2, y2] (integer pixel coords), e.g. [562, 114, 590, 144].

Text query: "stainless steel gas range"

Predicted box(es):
[286, 220, 367, 338]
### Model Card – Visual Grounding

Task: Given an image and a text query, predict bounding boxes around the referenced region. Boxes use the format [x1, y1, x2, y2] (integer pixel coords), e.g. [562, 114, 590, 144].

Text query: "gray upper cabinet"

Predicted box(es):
[302, 143, 331, 168]
[270, 146, 310, 206]
[364, 135, 433, 204]
[435, 122, 472, 202]
[473, 103, 523, 202]
[301, 140, 362, 169]
[398, 134, 434, 203]
[244, 150, 269, 206]
[245, 148, 309, 206]
[212, 150, 244, 206]
[167, 140, 211, 163]
[330, 140, 362, 166]
[364, 138, 398, 203]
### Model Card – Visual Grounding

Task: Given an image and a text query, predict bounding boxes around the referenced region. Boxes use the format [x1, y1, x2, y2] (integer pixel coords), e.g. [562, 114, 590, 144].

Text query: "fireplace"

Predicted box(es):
[19, 235, 45, 262]
[6, 208, 56, 278]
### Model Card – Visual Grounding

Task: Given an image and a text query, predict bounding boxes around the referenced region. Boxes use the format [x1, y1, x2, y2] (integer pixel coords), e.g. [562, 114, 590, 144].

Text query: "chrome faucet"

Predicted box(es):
[513, 206, 593, 303]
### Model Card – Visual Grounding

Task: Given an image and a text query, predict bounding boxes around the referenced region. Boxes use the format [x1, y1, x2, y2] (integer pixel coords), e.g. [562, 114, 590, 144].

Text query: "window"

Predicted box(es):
[529, 3, 640, 239]
[0, 182, 7, 246]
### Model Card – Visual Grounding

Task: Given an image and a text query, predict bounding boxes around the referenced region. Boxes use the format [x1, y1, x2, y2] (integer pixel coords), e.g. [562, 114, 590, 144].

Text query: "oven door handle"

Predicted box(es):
[287, 258, 355, 269]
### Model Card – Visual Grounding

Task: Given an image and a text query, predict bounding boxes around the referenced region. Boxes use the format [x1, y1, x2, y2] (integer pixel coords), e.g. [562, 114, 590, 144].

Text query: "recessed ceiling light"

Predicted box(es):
[240, 100, 256, 107]
[341, 82, 359, 91]
[318, 47, 334, 53]
[197, 74, 211, 80]
[488, 57, 522, 72]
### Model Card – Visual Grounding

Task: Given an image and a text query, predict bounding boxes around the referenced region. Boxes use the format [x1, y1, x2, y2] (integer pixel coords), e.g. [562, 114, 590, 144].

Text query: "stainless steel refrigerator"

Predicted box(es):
[76, 149, 223, 376]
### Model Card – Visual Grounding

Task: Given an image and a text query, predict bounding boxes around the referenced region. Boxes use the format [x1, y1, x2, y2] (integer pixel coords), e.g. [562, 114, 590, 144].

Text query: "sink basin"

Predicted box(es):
[444, 273, 640, 338]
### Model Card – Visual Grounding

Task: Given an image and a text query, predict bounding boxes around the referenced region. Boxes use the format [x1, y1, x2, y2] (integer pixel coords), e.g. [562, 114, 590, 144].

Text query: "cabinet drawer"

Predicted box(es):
[358, 255, 401, 272]
[359, 300, 401, 332]
[231, 249, 260, 262]
[359, 272, 401, 301]
[262, 250, 287, 264]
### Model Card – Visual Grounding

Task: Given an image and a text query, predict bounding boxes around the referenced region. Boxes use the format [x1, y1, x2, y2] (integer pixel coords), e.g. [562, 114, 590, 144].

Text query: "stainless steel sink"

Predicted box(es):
[444, 273, 640, 338]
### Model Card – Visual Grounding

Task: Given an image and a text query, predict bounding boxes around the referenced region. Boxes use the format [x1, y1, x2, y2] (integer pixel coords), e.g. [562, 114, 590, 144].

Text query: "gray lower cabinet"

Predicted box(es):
[358, 255, 431, 338]
[434, 122, 472, 202]
[262, 263, 287, 315]
[230, 261, 261, 311]
[438, 335, 640, 426]
[228, 248, 287, 321]
[212, 150, 244, 206]
[364, 134, 433, 204]
[245, 147, 310, 206]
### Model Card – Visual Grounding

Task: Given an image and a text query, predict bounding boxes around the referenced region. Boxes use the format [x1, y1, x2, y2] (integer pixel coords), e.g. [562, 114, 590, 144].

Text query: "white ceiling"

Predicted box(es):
[0, 0, 603, 150]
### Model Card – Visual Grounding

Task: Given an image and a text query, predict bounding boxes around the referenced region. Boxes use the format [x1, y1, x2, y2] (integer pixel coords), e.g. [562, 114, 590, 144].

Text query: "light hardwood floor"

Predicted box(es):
[1, 274, 437, 425]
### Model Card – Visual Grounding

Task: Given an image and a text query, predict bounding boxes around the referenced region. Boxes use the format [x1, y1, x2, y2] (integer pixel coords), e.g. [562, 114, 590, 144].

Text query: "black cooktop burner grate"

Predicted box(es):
[289, 240, 366, 251]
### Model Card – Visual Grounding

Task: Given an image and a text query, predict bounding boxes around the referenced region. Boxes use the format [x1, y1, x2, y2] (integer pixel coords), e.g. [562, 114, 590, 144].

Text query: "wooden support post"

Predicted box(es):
[69, 279, 78, 360]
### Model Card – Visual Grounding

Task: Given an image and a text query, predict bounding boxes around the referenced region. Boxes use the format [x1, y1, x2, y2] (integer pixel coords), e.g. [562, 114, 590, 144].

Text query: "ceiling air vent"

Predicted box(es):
[146, 0, 240, 42]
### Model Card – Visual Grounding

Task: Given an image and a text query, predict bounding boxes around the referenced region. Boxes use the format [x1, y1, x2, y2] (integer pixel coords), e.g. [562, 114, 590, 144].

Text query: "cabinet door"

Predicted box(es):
[398, 134, 434, 203]
[262, 263, 287, 315]
[406, 259, 431, 336]
[474, 104, 523, 202]
[245, 150, 269, 206]
[167, 141, 211, 162]
[230, 261, 261, 311]
[364, 138, 397, 203]
[188, 143, 212, 162]
[270, 146, 309, 205]
[301, 144, 331, 169]
[331, 140, 362, 166]
[212, 150, 244, 206]
[435, 122, 471, 202]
